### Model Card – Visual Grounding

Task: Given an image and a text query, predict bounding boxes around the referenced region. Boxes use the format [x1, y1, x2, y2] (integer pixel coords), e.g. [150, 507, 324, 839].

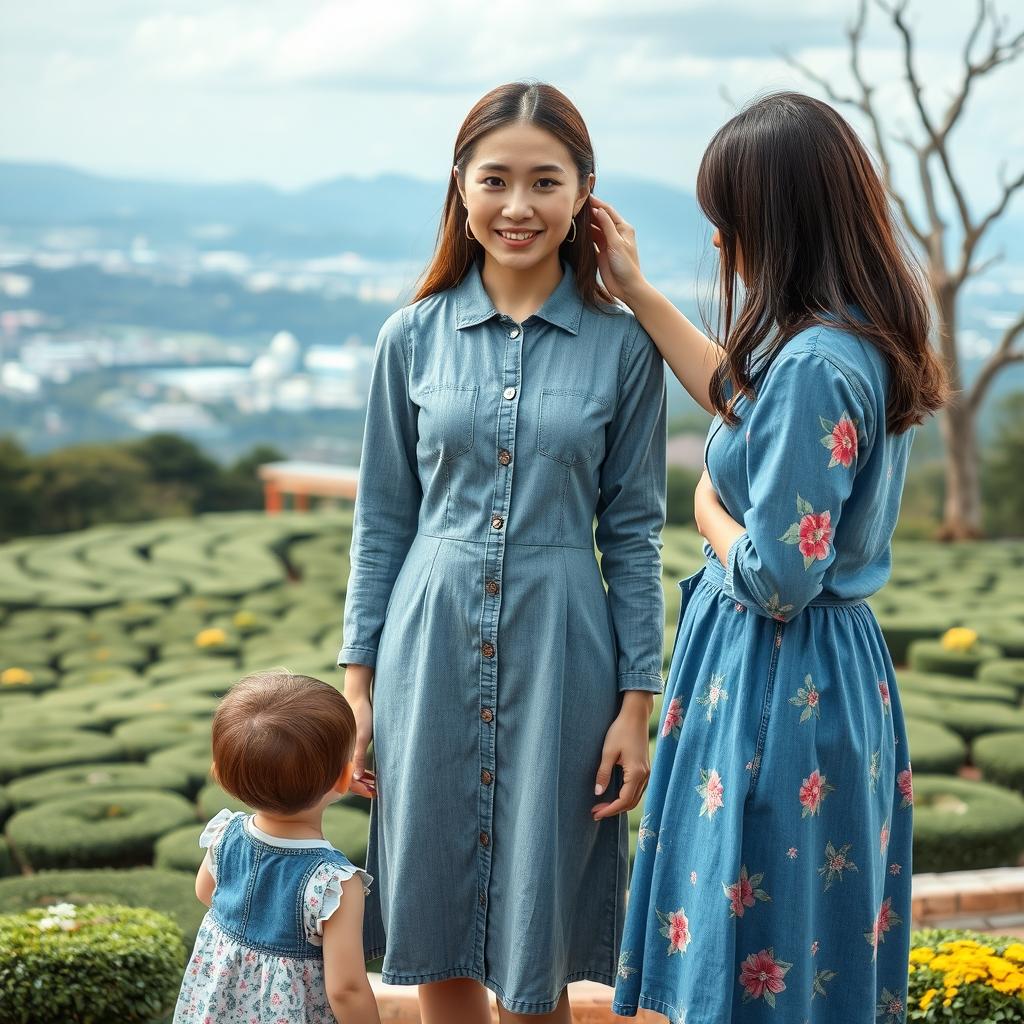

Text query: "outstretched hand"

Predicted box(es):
[589, 196, 646, 305]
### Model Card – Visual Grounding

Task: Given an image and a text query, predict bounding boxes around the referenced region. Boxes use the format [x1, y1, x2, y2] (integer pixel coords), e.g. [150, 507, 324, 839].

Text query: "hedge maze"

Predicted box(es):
[0, 513, 1023, 947]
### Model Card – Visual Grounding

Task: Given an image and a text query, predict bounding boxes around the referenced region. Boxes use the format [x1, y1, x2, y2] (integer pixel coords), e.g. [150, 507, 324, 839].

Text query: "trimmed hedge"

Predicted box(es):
[979, 659, 1024, 694]
[0, 903, 186, 1024]
[6, 790, 196, 870]
[897, 670, 1017, 705]
[112, 715, 212, 759]
[0, 868, 204, 946]
[154, 824, 203, 874]
[974, 731, 1024, 793]
[905, 718, 966, 774]
[147, 739, 212, 793]
[907, 638, 1003, 678]
[912, 774, 1024, 872]
[902, 698, 1024, 742]
[5, 762, 192, 809]
[0, 729, 124, 785]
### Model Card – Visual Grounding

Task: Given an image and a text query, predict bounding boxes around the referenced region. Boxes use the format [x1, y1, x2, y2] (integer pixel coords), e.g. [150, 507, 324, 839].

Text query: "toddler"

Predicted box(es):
[173, 670, 380, 1024]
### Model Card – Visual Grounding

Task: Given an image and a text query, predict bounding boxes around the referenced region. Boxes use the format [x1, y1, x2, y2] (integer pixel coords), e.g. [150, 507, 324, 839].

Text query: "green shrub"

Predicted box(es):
[0, 728, 124, 784]
[876, 615, 947, 665]
[908, 928, 1024, 1021]
[147, 739, 212, 793]
[0, 665, 57, 695]
[92, 692, 218, 724]
[5, 762, 191, 808]
[907, 638, 1003, 677]
[979, 659, 1024, 694]
[113, 714, 212, 759]
[0, 840, 11, 878]
[903, 698, 1024, 741]
[897, 670, 1017, 705]
[973, 731, 1024, 794]
[0, 903, 186, 1024]
[977, 621, 1024, 659]
[912, 774, 1024, 872]
[905, 719, 966, 774]
[57, 666, 143, 690]
[59, 643, 148, 673]
[0, 705, 96, 732]
[6, 790, 196, 870]
[154, 824, 203, 873]
[0, 868, 204, 946]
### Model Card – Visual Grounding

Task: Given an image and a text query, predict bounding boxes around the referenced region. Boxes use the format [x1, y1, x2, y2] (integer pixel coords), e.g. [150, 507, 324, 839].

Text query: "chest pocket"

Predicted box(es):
[418, 384, 478, 463]
[537, 388, 608, 467]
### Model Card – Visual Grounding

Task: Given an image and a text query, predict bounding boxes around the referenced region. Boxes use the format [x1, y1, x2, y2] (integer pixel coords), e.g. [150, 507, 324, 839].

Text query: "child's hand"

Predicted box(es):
[322, 878, 381, 1024]
[348, 768, 377, 800]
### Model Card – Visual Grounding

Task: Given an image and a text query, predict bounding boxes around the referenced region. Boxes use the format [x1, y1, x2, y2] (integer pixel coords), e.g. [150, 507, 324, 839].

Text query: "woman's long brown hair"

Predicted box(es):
[413, 81, 613, 309]
[696, 91, 948, 433]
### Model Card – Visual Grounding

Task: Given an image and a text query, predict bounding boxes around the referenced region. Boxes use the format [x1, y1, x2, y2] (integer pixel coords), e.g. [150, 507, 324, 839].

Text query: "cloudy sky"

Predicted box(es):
[3, 0, 1022, 203]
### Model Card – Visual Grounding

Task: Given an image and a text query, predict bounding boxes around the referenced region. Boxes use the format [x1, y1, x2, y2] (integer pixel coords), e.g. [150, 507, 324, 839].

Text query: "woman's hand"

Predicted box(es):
[592, 691, 653, 820]
[344, 666, 377, 799]
[589, 196, 648, 305]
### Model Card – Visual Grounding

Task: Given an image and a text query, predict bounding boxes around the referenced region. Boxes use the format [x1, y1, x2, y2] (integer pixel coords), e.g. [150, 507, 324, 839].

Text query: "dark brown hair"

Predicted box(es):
[413, 81, 613, 308]
[696, 91, 948, 433]
[211, 671, 356, 815]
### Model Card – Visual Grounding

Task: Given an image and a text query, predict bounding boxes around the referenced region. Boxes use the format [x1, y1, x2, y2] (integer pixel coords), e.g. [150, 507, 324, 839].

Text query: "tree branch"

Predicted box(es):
[968, 310, 1024, 414]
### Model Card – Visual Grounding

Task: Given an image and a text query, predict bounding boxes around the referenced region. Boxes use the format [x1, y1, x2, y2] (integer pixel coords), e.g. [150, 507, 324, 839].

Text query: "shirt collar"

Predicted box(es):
[454, 258, 583, 336]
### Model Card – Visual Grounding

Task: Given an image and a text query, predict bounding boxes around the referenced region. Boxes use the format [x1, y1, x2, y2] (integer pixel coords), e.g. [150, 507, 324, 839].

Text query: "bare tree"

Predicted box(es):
[785, 0, 1024, 539]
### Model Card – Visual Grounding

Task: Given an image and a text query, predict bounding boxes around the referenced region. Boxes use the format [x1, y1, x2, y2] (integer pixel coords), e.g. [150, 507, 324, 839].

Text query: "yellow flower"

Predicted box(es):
[941, 627, 978, 652]
[0, 667, 34, 686]
[233, 611, 256, 628]
[919, 988, 938, 1010]
[909, 947, 936, 964]
[1004, 943, 1024, 963]
[195, 628, 227, 648]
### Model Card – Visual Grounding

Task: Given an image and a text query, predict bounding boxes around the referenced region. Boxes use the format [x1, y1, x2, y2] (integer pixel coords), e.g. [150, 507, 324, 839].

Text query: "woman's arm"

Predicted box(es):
[590, 196, 723, 414]
[321, 879, 380, 1024]
[591, 322, 666, 819]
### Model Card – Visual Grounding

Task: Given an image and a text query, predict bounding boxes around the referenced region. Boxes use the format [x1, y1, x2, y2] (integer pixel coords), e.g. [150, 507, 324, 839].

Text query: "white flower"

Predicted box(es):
[37, 917, 59, 931]
[51, 903, 77, 918]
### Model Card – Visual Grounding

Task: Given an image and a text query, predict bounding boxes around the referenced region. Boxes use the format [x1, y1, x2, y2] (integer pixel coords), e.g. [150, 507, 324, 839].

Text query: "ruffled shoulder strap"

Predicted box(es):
[199, 808, 241, 880]
[302, 858, 374, 944]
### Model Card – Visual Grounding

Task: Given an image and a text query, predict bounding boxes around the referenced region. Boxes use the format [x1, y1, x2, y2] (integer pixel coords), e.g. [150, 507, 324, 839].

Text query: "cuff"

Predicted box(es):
[338, 645, 378, 669]
[618, 671, 664, 694]
[723, 531, 748, 601]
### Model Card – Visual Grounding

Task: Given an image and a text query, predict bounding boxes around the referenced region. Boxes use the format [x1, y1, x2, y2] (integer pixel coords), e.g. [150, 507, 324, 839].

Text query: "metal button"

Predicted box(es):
[486, 580, 500, 596]
[498, 449, 512, 466]
[481, 642, 495, 658]
[503, 386, 517, 400]
[509, 328, 520, 339]
[480, 831, 490, 847]
[481, 769, 493, 785]
[491, 515, 504, 530]
[480, 707, 494, 723]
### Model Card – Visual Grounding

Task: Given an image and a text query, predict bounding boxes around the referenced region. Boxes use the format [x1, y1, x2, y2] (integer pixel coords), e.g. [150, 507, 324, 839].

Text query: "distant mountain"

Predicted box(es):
[0, 161, 706, 270]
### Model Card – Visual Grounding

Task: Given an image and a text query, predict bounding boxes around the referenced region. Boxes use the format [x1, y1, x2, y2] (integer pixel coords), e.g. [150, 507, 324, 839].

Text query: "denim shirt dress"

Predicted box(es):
[340, 258, 667, 1013]
[613, 324, 915, 1024]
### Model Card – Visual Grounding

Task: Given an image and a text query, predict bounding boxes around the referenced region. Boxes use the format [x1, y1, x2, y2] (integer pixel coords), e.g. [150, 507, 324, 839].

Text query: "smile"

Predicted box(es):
[496, 230, 542, 242]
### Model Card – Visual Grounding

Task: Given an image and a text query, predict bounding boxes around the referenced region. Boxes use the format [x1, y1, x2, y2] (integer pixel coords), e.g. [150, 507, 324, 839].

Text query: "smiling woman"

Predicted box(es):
[339, 81, 667, 1024]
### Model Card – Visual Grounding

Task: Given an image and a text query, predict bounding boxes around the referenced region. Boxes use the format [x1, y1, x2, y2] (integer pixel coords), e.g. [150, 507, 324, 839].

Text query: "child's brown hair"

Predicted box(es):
[211, 670, 357, 815]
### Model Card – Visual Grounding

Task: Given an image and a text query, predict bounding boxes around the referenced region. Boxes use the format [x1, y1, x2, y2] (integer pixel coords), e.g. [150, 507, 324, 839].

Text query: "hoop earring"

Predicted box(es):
[565, 218, 577, 244]
[465, 218, 475, 241]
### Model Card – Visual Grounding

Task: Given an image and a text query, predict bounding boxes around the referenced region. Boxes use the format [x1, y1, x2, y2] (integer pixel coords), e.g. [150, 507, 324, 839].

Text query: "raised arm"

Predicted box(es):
[589, 195, 723, 414]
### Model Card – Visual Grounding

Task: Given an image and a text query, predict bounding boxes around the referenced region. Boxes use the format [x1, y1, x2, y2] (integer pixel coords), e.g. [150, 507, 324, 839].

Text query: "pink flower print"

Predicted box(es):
[697, 768, 724, 818]
[656, 907, 692, 955]
[697, 672, 729, 722]
[661, 696, 684, 740]
[780, 496, 832, 569]
[788, 674, 822, 723]
[876, 989, 904, 1024]
[889, 862, 902, 876]
[879, 681, 891, 714]
[739, 948, 792, 1007]
[818, 840, 858, 891]
[820, 412, 859, 469]
[723, 865, 770, 918]
[798, 769, 834, 817]
[865, 896, 902, 958]
[271, 993, 282, 1007]
[690, 870, 697, 886]
[735, 602, 746, 612]
[880, 820, 890, 853]
[810, 940, 819, 956]
[763, 592, 794, 621]
[897, 767, 913, 808]
[787, 847, 798, 859]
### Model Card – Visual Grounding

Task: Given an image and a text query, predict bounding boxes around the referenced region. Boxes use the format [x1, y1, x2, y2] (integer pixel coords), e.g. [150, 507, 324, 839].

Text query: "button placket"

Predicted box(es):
[474, 317, 522, 965]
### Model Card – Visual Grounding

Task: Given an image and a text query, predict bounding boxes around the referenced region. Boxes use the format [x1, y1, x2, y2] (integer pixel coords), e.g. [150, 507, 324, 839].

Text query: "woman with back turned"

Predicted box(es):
[593, 92, 947, 1023]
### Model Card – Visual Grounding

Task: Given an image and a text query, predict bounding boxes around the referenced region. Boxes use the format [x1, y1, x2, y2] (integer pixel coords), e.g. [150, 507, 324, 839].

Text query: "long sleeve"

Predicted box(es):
[595, 320, 667, 692]
[723, 342, 873, 622]
[339, 308, 422, 667]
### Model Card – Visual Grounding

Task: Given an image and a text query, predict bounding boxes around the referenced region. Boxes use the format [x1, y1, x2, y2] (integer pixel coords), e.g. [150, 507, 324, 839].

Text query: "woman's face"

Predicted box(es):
[712, 227, 747, 283]
[456, 122, 593, 272]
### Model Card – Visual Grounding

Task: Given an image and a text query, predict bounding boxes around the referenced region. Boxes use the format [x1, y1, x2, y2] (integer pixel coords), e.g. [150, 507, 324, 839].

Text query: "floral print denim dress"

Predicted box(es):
[613, 324, 914, 1024]
[340, 258, 666, 1013]
[173, 810, 372, 1023]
